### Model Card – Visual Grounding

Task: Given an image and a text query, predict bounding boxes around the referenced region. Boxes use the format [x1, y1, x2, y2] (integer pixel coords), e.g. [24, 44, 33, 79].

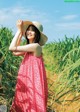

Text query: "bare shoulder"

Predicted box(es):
[35, 43, 42, 49]
[35, 43, 42, 51]
[33, 43, 42, 57]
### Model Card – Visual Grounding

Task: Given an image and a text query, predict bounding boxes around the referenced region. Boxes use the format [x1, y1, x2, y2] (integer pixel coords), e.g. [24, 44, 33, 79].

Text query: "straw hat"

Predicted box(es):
[22, 20, 48, 46]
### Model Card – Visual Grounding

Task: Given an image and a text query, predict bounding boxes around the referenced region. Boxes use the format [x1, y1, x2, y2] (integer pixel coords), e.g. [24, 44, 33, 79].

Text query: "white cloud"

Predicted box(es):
[0, 9, 11, 23]
[62, 14, 78, 20]
[55, 22, 80, 30]
[0, 6, 49, 31]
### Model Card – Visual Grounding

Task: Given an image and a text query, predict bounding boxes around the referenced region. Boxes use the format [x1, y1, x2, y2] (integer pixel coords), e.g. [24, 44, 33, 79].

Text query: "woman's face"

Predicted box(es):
[25, 25, 40, 44]
[26, 26, 36, 41]
[26, 30, 35, 40]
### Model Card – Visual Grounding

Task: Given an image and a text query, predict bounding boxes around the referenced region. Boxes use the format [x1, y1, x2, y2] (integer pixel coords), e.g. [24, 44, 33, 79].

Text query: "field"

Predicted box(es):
[43, 37, 80, 112]
[0, 27, 80, 112]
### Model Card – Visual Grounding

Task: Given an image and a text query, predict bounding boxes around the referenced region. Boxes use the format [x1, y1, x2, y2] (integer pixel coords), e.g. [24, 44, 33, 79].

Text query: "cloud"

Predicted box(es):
[62, 14, 78, 20]
[55, 22, 80, 30]
[0, 9, 11, 23]
[0, 6, 49, 31]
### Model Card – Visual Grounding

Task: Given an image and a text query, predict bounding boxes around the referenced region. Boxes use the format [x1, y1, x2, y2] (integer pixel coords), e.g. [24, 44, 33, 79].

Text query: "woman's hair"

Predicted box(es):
[25, 24, 41, 44]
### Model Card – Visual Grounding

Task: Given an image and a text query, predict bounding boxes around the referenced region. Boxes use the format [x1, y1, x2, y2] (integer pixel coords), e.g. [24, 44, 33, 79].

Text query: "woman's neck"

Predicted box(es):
[29, 38, 35, 43]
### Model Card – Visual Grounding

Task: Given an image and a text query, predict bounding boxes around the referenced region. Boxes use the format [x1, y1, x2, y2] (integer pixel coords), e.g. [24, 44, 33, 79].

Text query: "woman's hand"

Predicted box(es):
[16, 20, 23, 32]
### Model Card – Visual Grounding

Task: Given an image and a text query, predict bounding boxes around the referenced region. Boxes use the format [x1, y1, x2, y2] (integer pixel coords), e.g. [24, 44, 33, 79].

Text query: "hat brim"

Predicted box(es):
[22, 20, 48, 46]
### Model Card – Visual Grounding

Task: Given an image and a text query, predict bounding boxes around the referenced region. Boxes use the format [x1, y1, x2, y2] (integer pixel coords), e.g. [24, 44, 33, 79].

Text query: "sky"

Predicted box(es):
[0, 0, 80, 43]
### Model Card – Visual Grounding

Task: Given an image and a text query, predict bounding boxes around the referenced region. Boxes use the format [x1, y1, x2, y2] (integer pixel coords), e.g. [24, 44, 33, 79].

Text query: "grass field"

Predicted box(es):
[0, 27, 80, 112]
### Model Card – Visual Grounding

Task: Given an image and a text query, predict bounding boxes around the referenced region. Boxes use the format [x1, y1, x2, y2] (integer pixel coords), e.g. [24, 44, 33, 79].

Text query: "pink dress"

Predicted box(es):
[10, 52, 48, 112]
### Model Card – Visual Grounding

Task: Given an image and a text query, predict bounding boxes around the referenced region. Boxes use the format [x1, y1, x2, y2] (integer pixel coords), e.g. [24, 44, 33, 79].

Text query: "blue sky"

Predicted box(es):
[0, 0, 80, 43]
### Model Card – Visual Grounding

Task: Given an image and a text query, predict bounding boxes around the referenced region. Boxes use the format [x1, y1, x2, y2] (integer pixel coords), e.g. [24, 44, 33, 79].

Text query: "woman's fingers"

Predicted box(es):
[17, 20, 23, 26]
[16, 20, 23, 31]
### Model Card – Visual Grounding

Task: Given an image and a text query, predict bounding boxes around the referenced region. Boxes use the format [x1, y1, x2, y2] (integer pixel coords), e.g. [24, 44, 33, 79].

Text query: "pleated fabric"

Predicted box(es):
[9, 52, 48, 112]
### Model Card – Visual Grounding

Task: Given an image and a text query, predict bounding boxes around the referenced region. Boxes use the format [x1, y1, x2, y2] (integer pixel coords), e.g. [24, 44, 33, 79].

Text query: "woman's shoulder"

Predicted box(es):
[35, 43, 42, 51]
[33, 43, 42, 57]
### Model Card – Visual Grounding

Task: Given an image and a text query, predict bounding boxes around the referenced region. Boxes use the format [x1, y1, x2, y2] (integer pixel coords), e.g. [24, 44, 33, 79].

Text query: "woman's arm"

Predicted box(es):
[12, 30, 25, 56]
[9, 20, 26, 56]
[12, 52, 25, 56]
[9, 42, 41, 52]
[9, 30, 26, 56]
[9, 30, 22, 50]
[9, 35, 42, 56]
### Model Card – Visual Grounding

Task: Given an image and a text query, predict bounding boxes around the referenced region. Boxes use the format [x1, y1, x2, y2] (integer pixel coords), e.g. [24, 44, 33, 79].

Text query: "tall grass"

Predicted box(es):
[0, 27, 23, 111]
[43, 36, 80, 111]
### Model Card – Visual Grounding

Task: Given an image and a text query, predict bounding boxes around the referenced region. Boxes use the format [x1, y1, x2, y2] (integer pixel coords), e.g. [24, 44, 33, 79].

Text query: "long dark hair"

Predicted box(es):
[25, 24, 41, 44]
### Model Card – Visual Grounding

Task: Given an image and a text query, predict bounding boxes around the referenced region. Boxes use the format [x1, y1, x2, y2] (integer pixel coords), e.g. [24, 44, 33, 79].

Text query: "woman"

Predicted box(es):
[9, 20, 48, 112]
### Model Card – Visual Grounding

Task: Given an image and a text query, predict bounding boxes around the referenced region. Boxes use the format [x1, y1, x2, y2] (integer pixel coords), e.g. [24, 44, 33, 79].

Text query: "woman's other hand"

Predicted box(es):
[16, 20, 23, 32]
